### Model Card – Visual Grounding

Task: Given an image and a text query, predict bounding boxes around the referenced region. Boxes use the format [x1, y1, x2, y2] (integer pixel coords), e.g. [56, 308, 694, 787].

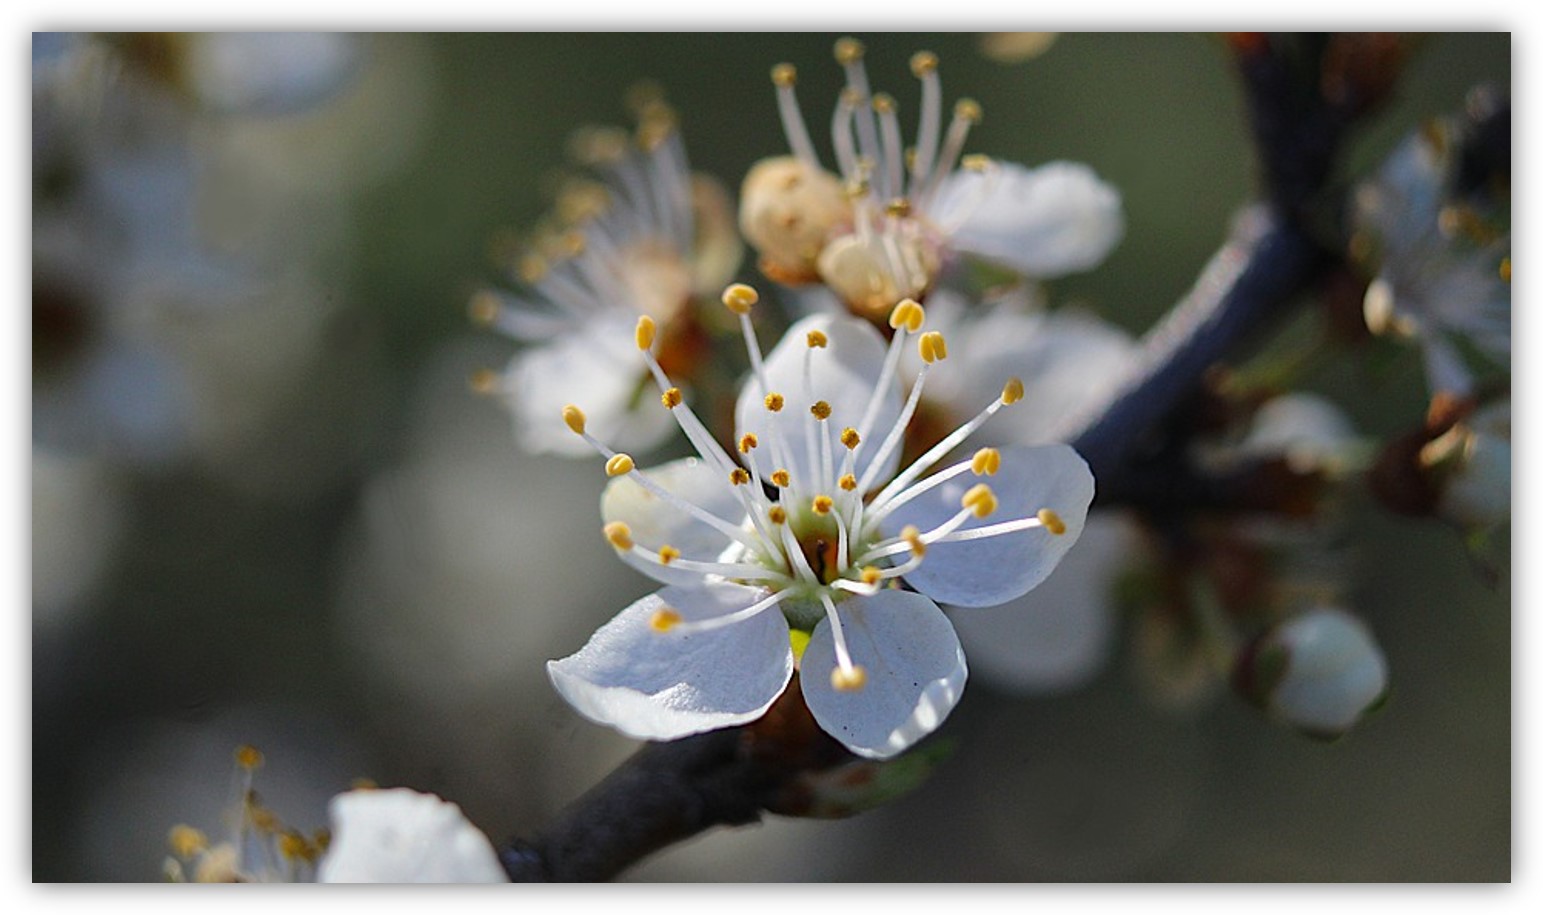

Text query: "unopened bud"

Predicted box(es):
[1233, 606, 1389, 740]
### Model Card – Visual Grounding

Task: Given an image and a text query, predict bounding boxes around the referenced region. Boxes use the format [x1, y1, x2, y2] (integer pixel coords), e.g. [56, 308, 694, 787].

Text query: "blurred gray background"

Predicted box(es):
[31, 32, 1509, 881]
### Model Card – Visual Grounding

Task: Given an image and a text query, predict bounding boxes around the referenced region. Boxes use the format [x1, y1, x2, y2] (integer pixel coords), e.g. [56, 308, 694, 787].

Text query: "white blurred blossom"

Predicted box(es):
[318, 788, 506, 883]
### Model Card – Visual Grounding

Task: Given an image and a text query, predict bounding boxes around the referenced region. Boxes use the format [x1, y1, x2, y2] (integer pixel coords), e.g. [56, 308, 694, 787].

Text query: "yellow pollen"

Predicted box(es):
[810, 400, 832, 420]
[861, 566, 882, 586]
[562, 231, 587, 257]
[605, 454, 635, 477]
[650, 608, 682, 632]
[919, 331, 949, 364]
[806, 329, 829, 349]
[234, 745, 264, 771]
[738, 434, 759, 454]
[635, 315, 657, 350]
[313, 828, 332, 853]
[771, 63, 797, 87]
[812, 495, 835, 515]
[765, 392, 786, 412]
[971, 447, 1001, 476]
[839, 473, 858, 491]
[955, 98, 983, 123]
[885, 198, 912, 218]
[563, 404, 587, 435]
[888, 299, 926, 333]
[278, 831, 310, 862]
[901, 524, 926, 556]
[661, 387, 683, 409]
[730, 467, 752, 486]
[840, 427, 861, 449]
[1500, 257, 1511, 283]
[248, 804, 280, 834]
[468, 291, 499, 325]
[722, 283, 759, 314]
[518, 254, 548, 284]
[960, 154, 992, 172]
[768, 505, 788, 524]
[168, 825, 207, 858]
[603, 522, 634, 551]
[658, 545, 681, 565]
[834, 37, 865, 64]
[771, 469, 791, 487]
[910, 50, 939, 77]
[1002, 377, 1025, 405]
[469, 368, 499, 395]
[1037, 508, 1067, 535]
[872, 92, 897, 114]
[962, 483, 998, 518]
[831, 664, 868, 692]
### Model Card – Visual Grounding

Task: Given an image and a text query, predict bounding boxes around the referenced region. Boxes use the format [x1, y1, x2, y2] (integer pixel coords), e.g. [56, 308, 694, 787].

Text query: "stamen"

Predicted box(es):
[812, 495, 835, 515]
[771, 469, 792, 487]
[818, 590, 866, 691]
[469, 368, 501, 396]
[971, 447, 1001, 476]
[888, 298, 926, 333]
[722, 283, 759, 315]
[839, 473, 858, 491]
[468, 290, 500, 326]
[563, 404, 587, 435]
[806, 329, 829, 348]
[932, 515, 1048, 544]
[168, 825, 208, 858]
[658, 545, 681, 564]
[961, 483, 998, 518]
[861, 566, 882, 586]
[768, 506, 788, 524]
[730, 467, 752, 486]
[810, 400, 833, 420]
[738, 434, 759, 454]
[659, 588, 794, 636]
[831, 665, 869, 692]
[867, 384, 1019, 518]
[235, 745, 264, 771]
[902, 524, 926, 556]
[635, 314, 657, 350]
[909, 51, 942, 195]
[661, 387, 684, 408]
[841, 428, 861, 450]
[918, 97, 983, 208]
[605, 454, 635, 477]
[1002, 377, 1025, 404]
[918, 331, 949, 363]
[1037, 508, 1067, 535]
[765, 392, 786, 412]
[604, 521, 634, 551]
[650, 607, 682, 631]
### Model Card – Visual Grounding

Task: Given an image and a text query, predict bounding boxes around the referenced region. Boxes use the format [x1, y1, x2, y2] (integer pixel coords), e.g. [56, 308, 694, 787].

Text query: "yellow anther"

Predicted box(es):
[861, 566, 882, 586]
[962, 483, 998, 518]
[971, 447, 1001, 476]
[918, 331, 949, 364]
[888, 299, 926, 333]
[248, 805, 280, 833]
[1002, 377, 1025, 405]
[812, 495, 835, 515]
[831, 664, 868, 692]
[650, 607, 683, 632]
[738, 433, 759, 454]
[278, 830, 310, 862]
[806, 329, 829, 349]
[911, 51, 940, 78]
[768, 505, 788, 525]
[885, 198, 912, 218]
[563, 404, 587, 435]
[1500, 257, 1511, 283]
[954, 98, 983, 123]
[839, 87, 866, 110]
[235, 745, 264, 771]
[730, 467, 752, 486]
[1037, 508, 1067, 535]
[960, 154, 992, 172]
[771, 62, 797, 87]
[661, 387, 684, 409]
[658, 545, 681, 565]
[834, 37, 865, 64]
[810, 400, 832, 420]
[168, 825, 208, 858]
[839, 473, 858, 491]
[765, 392, 786, 412]
[840, 427, 861, 449]
[468, 291, 499, 325]
[469, 368, 500, 395]
[722, 283, 759, 314]
[771, 469, 791, 488]
[872, 93, 897, 114]
[603, 522, 634, 551]
[605, 454, 635, 477]
[901, 524, 926, 557]
[517, 254, 548, 284]
[561, 230, 587, 257]
[313, 828, 332, 853]
[635, 314, 657, 350]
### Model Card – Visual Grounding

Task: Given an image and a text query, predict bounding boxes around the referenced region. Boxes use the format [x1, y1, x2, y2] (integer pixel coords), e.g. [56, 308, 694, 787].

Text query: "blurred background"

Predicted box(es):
[31, 32, 1509, 881]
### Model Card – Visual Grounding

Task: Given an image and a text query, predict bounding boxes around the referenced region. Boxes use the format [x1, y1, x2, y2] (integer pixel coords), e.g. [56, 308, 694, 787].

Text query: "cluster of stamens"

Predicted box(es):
[563, 283, 1066, 693]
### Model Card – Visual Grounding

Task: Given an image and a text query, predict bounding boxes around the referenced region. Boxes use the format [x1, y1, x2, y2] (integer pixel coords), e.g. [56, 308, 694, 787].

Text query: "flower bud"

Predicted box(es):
[739, 156, 850, 285]
[1423, 399, 1510, 530]
[816, 232, 940, 321]
[1233, 606, 1389, 739]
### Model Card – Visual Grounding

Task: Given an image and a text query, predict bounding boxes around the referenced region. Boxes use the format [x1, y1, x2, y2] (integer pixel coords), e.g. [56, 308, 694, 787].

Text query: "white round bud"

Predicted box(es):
[1236, 606, 1389, 739]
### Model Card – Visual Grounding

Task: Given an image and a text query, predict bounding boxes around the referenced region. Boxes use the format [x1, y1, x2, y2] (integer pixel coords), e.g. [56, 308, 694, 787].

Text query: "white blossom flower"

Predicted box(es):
[474, 98, 742, 456]
[1235, 606, 1389, 739]
[1354, 115, 1510, 397]
[547, 287, 1094, 759]
[317, 788, 507, 883]
[740, 38, 1123, 320]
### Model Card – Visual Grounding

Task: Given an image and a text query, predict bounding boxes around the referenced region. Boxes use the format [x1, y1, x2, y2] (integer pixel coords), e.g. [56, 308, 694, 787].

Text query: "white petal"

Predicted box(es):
[948, 512, 1140, 695]
[185, 33, 361, 115]
[936, 161, 1125, 278]
[548, 584, 793, 741]
[884, 443, 1095, 607]
[601, 456, 748, 586]
[1269, 607, 1389, 735]
[734, 313, 902, 487]
[1235, 393, 1358, 475]
[799, 590, 967, 760]
[317, 788, 506, 883]
[506, 319, 677, 457]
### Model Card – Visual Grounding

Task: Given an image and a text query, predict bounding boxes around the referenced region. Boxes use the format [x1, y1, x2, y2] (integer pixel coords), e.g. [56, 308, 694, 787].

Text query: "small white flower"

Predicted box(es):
[1239, 606, 1389, 739]
[317, 788, 507, 884]
[548, 289, 1094, 759]
[475, 99, 742, 456]
[741, 39, 1123, 319]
